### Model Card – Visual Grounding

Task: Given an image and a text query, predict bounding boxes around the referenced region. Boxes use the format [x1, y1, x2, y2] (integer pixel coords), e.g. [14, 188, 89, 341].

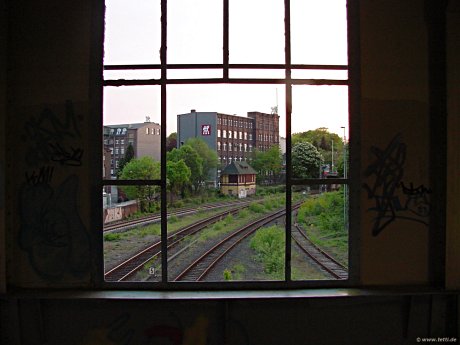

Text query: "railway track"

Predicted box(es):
[173, 204, 302, 282]
[291, 224, 348, 279]
[103, 199, 252, 233]
[104, 206, 243, 282]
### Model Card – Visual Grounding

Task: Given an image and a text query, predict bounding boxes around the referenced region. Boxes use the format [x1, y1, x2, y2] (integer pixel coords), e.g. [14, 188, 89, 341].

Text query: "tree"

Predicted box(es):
[292, 128, 344, 174]
[167, 145, 203, 193]
[117, 143, 135, 178]
[185, 137, 218, 187]
[119, 156, 160, 212]
[166, 132, 177, 152]
[292, 142, 323, 179]
[166, 159, 191, 203]
[251, 145, 283, 184]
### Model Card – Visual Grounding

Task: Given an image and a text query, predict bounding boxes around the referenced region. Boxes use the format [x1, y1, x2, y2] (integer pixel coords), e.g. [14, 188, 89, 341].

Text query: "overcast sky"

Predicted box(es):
[103, 0, 348, 138]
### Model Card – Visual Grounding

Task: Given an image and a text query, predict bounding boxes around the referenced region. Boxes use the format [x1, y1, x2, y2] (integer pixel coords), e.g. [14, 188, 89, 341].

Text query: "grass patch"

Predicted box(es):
[250, 225, 285, 279]
[223, 263, 246, 281]
[297, 189, 348, 266]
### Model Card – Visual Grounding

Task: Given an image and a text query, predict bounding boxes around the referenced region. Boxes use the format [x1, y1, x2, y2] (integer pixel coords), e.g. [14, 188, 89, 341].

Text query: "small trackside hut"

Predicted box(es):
[220, 161, 257, 198]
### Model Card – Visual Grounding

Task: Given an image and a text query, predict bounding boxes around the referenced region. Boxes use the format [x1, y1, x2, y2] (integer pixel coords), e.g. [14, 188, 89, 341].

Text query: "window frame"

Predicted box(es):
[98, 0, 361, 290]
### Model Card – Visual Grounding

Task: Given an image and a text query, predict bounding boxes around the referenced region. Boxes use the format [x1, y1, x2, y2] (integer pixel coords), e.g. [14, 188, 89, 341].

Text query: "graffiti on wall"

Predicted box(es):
[23, 100, 84, 167]
[19, 174, 90, 279]
[18, 101, 90, 279]
[363, 134, 431, 236]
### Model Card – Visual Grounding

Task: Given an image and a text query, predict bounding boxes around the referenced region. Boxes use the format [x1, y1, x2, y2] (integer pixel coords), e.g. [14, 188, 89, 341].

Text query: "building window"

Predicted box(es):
[103, 0, 352, 288]
[228, 131, 232, 139]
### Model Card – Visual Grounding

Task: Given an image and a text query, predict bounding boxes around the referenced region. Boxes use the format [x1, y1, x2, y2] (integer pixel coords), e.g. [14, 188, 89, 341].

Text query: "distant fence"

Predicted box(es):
[103, 200, 138, 224]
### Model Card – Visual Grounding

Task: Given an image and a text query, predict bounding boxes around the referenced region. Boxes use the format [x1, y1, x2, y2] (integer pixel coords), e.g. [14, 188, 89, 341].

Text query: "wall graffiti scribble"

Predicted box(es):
[23, 100, 84, 167]
[363, 134, 431, 236]
[19, 175, 90, 279]
[25, 166, 54, 185]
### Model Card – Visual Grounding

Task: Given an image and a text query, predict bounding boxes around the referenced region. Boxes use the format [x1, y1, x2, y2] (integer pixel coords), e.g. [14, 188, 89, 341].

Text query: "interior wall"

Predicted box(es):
[6, 0, 93, 287]
[446, 0, 460, 289]
[0, 0, 6, 293]
[359, 0, 430, 285]
[0, 0, 458, 343]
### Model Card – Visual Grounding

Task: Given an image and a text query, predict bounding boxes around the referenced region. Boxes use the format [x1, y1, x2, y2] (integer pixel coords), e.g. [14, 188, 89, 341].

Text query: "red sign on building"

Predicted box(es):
[201, 125, 211, 136]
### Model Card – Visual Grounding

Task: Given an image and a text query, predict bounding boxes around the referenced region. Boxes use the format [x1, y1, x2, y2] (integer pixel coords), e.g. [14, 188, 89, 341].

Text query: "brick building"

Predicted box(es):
[103, 120, 161, 177]
[177, 110, 279, 181]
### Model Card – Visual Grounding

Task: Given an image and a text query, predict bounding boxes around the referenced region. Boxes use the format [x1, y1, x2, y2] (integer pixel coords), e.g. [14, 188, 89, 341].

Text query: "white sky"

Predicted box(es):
[103, 0, 349, 137]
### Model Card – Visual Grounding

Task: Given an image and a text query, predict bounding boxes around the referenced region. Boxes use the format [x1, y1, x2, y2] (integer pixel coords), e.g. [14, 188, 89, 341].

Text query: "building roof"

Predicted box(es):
[104, 122, 159, 129]
[221, 161, 257, 175]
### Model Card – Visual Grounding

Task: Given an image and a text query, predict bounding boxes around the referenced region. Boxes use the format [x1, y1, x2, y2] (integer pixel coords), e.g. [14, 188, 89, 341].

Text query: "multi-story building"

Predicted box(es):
[177, 109, 279, 182]
[103, 119, 161, 177]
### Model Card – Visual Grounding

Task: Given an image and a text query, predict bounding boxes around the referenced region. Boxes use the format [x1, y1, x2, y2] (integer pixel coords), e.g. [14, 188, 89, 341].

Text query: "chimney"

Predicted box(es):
[191, 109, 196, 113]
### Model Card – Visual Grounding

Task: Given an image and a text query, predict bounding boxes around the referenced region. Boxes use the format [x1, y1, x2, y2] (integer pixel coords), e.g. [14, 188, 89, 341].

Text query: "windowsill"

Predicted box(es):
[2, 287, 457, 300]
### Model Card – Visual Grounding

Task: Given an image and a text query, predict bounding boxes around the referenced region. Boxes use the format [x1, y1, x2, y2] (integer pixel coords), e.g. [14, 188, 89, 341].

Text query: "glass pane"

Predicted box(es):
[291, 0, 347, 65]
[104, 0, 161, 65]
[103, 185, 162, 282]
[291, 85, 348, 179]
[104, 86, 162, 179]
[291, 69, 348, 80]
[166, 84, 286, 282]
[230, 0, 285, 64]
[104, 69, 161, 81]
[168, 0, 223, 64]
[166, 190, 288, 282]
[167, 84, 286, 145]
[229, 69, 285, 79]
[291, 185, 348, 280]
[167, 69, 222, 79]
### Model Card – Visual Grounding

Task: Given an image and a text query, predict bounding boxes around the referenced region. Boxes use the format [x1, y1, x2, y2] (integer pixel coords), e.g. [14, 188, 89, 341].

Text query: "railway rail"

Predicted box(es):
[173, 203, 302, 282]
[104, 206, 244, 282]
[291, 224, 348, 279]
[103, 199, 252, 233]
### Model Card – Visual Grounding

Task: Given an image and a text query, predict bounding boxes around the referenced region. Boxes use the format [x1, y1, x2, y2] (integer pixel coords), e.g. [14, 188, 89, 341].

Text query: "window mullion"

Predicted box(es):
[223, 0, 229, 80]
[160, 0, 168, 283]
[284, 0, 292, 282]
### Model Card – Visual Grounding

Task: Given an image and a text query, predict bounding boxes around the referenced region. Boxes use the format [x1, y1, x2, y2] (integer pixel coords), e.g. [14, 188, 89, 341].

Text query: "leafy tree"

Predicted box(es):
[166, 132, 177, 152]
[119, 156, 160, 212]
[168, 145, 203, 193]
[292, 128, 344, 175]
[117, 143, 135, 177]
[251, 145, 283, 184]
[185, 137, 218, 187]
[166, 159, 191, 203]
[292, 142, 323, 179]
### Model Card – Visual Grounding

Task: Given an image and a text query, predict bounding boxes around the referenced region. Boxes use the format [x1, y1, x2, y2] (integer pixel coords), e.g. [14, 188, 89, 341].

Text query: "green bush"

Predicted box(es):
[250, 226, 285, 277]
[169, 215, 179, 223]
[104, 233, 120, 241]
[249, 202, 265, 213]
